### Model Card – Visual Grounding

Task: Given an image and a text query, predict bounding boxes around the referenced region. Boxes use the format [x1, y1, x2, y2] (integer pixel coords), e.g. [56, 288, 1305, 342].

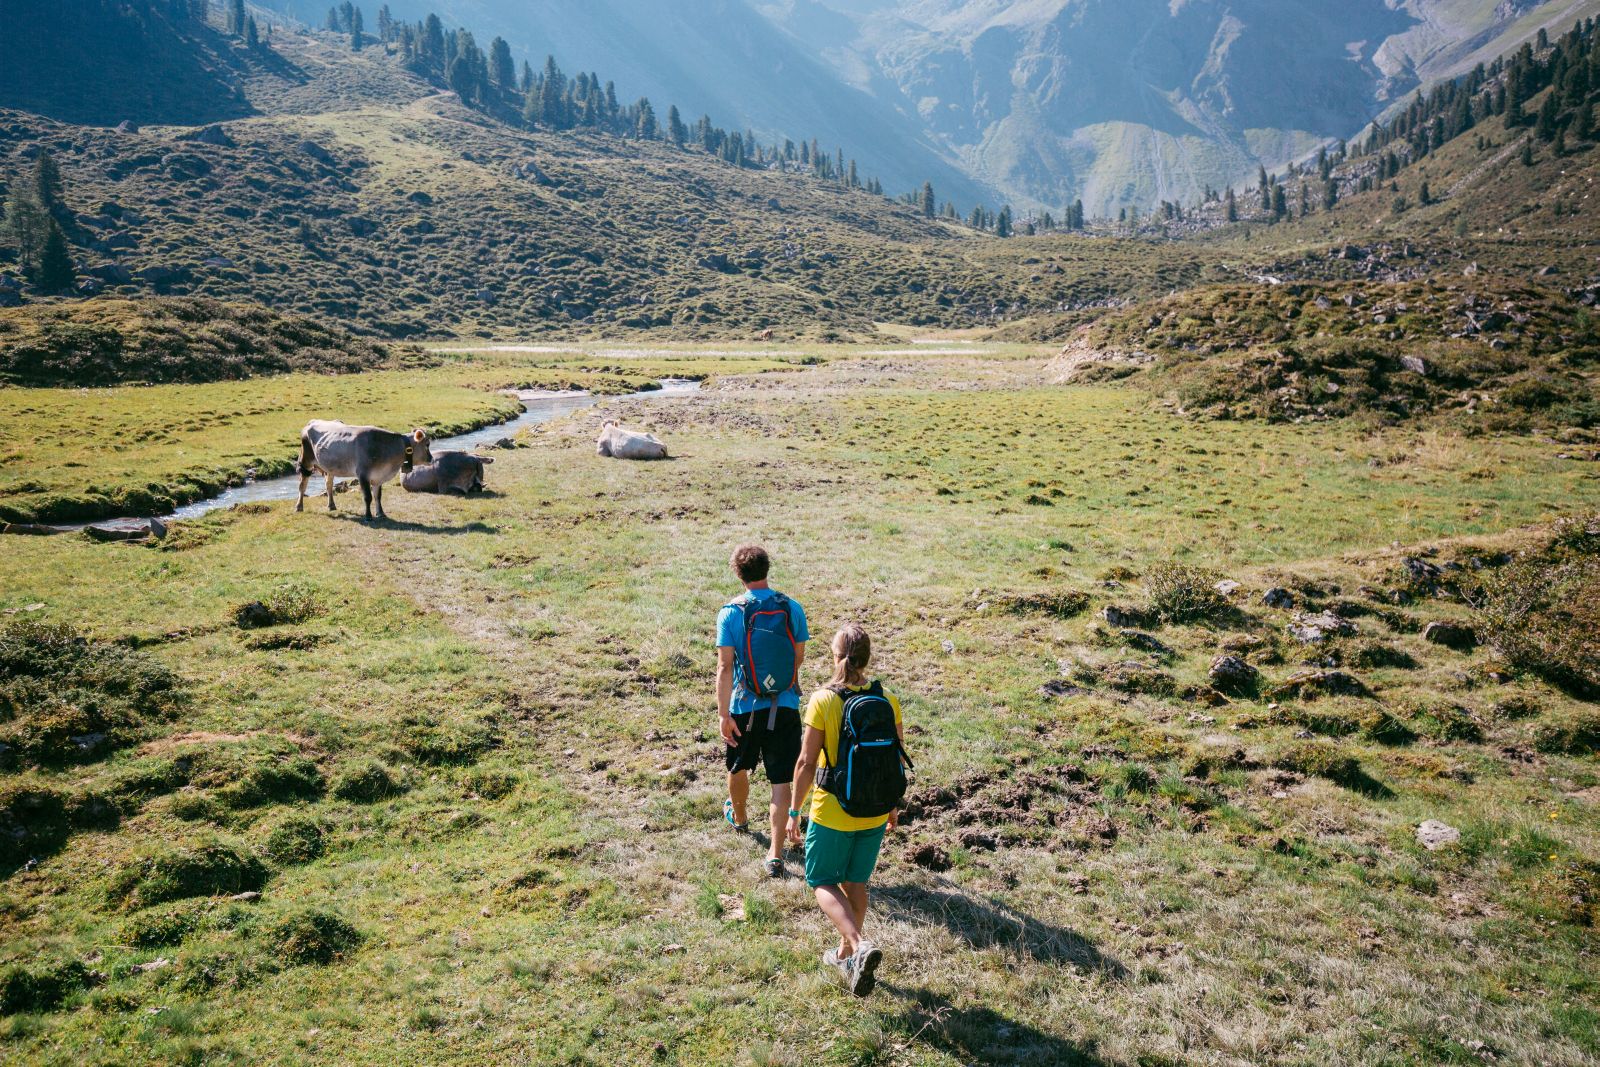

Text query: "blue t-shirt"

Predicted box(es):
[716, 587, 810, 715]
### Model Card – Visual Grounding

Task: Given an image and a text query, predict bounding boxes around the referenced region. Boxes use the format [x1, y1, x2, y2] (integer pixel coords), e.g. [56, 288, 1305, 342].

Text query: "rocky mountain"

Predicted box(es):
[275, 0, 1600, 216]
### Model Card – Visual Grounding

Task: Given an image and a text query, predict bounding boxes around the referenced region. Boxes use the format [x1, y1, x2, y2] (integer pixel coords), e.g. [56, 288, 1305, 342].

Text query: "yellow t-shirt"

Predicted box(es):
[803, 683, 904, 832]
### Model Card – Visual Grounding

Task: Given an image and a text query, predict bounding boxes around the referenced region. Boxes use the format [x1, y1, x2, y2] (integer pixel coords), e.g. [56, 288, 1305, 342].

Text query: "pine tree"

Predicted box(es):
[995, 205, 1012, 237]
[1577, 102, 1595, 141]
[667, 105, 686, 147]
[32, 149, 63, 218]
[1258, 165, 1271, 210]
[1323, 179, 1338, 212]
[35, 219, 74, 293]
[1554, 128, 1567, 157]
[421, 14, 444, 62]
[1271, 183, 1287, 219]
[1225, 186, 1238, 222]
[1419, 180, 1432, 205]
[245, 16, 259, 49]
[920, 182, 935, 218]
[338, 2, 354, 32]
[377, 4, 393, 43]
[2, 192, 45, 275]
[1299, 183, 1310, 217]
[636, 99, 657, 140]
[1536, 93, 1561, 141]
[1522, 139, 1536, 166]
[350, 7, 364, 50]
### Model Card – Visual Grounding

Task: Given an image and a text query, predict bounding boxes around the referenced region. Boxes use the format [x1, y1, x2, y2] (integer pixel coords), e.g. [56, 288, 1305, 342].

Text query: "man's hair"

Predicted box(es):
[730, 544, 770, 583]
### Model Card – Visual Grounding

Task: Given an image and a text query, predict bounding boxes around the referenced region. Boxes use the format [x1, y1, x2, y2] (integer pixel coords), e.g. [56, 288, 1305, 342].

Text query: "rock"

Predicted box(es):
[407, 190, 433, 205]
[1208, 654, 1260, 693]
[1039, 679, 1090, 699]
[1102, 604, 1148, 628]
[83, 525, 150, 543]
[1120, 630, 1169, 654]
[1269, 669, 1370, 700]
[234, 601, 273, 629]
[1538, 265, 1559, 276]
[1422, 620, 1477, 650]
[1, 524, 65, 537]
[299, 140, 335, 165]
[1214, 579, 1242, 597]
[132, 957, 171, 974]
[183, 124, 234, 147]
[1416, 820, 1461, 851]
[115, 120, 140, 133]
[1400, 355, 1427, 375]
[347, 217, 377, 237]
[716, 894, 747, 922]
[1288, 611, 1356, 643]
[697, 253, 735, 273]
[136, 265, 182, 286]
[1403, 557, 1443, 586]
[940, 640, 955, 654]
[200, 257, 234, 269]
[1262, 587, 1294, 609]
[230, 891, 261, 902]
[147, 518, 168, 540]
[766, 198, 781, 210]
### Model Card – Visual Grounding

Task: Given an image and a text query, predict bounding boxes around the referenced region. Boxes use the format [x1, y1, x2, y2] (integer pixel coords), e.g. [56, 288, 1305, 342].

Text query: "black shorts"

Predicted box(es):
[724, 706, 802, 785]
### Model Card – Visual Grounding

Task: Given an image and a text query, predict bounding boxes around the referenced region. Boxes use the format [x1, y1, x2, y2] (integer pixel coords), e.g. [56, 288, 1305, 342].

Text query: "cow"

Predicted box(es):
[400, 451, 493, 495]
[596, 420, 669, 460]
[296, 420, 432, 521]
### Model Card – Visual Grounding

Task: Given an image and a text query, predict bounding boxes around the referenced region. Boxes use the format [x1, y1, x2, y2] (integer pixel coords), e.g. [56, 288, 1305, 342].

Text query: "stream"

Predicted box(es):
[62, 379, 701, 533]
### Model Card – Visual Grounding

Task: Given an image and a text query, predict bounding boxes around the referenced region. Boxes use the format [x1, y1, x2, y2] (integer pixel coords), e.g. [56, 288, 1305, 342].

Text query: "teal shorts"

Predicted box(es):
[804, 820, 887, 888]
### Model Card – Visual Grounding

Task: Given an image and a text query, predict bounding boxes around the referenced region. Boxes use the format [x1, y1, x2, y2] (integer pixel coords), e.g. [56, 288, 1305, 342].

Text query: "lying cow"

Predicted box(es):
[401, 451, 493, 495]
[297, 420, 432, 521]
[596, 420, 668, 460]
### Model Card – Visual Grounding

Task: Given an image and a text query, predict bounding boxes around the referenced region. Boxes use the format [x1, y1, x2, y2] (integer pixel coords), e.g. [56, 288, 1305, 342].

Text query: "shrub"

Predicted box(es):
[1473, 546, 1600, 698]
[991, 589, 1091, 618]
[0, 622, 182, 765]
[399, 717, 496, 765]
[0, 786, 70, 870]
[107, 841, 268, 909]
[209, 755, 324, 810]
[0, 959, 93, 1016]
[1272, 741, 1384, 794]
[122, 901, 210, 947]
[266, 909, 361, 965]
[231, 584, 325, 630]
[464, 769, 519, 800]
[265, 817, 325, 866]
[1143, 562, 1228, 623]
[1359, 709, 1417, 745]
[1531, 711, 1600, 756]
[331, 760, 403, 803]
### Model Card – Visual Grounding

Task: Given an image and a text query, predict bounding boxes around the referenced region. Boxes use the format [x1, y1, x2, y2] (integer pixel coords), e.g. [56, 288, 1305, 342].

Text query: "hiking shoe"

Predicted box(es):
[848, 941, 883, 997]
[765, 857, 784, 878]
[822, 947, 842, 968]
[724, 798, 748, 833]
[830, 950, 854, 988]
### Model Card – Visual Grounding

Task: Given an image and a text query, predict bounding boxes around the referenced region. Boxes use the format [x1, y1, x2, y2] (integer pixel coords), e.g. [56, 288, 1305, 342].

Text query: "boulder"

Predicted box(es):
[91, 263, 133, 284]
[115, 120, 140, 134]
[136, 265, 183, 286]
[299, 140, 335, 165]
[1288, 611, 1356, 643]
[1120, 630, 1170, 654]
[182, 124, 234, 147]
[1215, 579, 1242, 596]
[1400, 355, 1427, 375]
[1262, 587, 1294, 609]
[1208, 654, 1260, 694]
[1101, 605, 1148, 629]
[1416, 820, 1460, 851]
[1422, 620, 1477, 650]
[1269, 669, 1370, 700]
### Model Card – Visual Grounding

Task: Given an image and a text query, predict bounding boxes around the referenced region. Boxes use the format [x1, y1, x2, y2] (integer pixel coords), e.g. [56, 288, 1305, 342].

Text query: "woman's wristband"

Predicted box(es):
[788, 809, 801, 818]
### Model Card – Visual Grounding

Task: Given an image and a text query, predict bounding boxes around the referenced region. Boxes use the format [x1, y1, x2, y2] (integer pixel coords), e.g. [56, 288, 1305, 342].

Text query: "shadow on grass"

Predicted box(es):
[332, 514, 498, 535]
[882, 986, 1112, 1066]
[876, 881, 1127, 977]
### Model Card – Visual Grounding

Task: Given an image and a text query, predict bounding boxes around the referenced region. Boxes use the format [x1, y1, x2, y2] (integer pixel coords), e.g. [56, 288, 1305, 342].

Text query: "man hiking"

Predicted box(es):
[716, 544, 809, 877]
[788, 624, 910, 996]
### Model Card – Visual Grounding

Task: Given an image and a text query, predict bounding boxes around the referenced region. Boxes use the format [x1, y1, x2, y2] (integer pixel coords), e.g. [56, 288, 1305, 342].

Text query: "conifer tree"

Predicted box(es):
[350, 7, 363, 50]
[36, 219, 74, 293]
[995, 205, 1012, 237]
[636, 99, 657, 140]
[920, 182, 935, 218]
[1271, 183, 1287, 218]
[667, 105, 686, 147]
[422, 14, 444, 62]
[1536, 93, 1561, 141]
[1323, 179, 1338, 212]
[1225, 186, 1237, 222]
[245, 16, 259, 49]
[1522, 139, 1536, 166]
[1258, 164, 1270, 210]
[326, 7, 341, 32]
[1577, 102, 1595, 141]
[1418, 180, 1431, 205]
[32, 149, 63, 219]
[2, 192, 45, 276]
[339, 2, 354, 32]
[228, 0, 245, 35]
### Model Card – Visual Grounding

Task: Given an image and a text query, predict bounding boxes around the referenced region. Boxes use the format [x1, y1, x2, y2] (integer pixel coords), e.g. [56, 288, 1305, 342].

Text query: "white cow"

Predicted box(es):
[596, 420, 669, 460]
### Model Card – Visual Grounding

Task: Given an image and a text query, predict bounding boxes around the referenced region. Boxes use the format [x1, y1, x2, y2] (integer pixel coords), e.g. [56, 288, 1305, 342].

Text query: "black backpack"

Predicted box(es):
[815, 681, 912, 818]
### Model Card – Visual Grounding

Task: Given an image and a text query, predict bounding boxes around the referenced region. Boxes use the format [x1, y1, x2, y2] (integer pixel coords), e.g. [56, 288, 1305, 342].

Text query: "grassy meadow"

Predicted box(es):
[1, 346, 1598, 1066]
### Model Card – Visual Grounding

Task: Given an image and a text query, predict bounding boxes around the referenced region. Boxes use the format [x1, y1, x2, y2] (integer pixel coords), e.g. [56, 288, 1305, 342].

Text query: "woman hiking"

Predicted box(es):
[787, 625, 912, 997]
